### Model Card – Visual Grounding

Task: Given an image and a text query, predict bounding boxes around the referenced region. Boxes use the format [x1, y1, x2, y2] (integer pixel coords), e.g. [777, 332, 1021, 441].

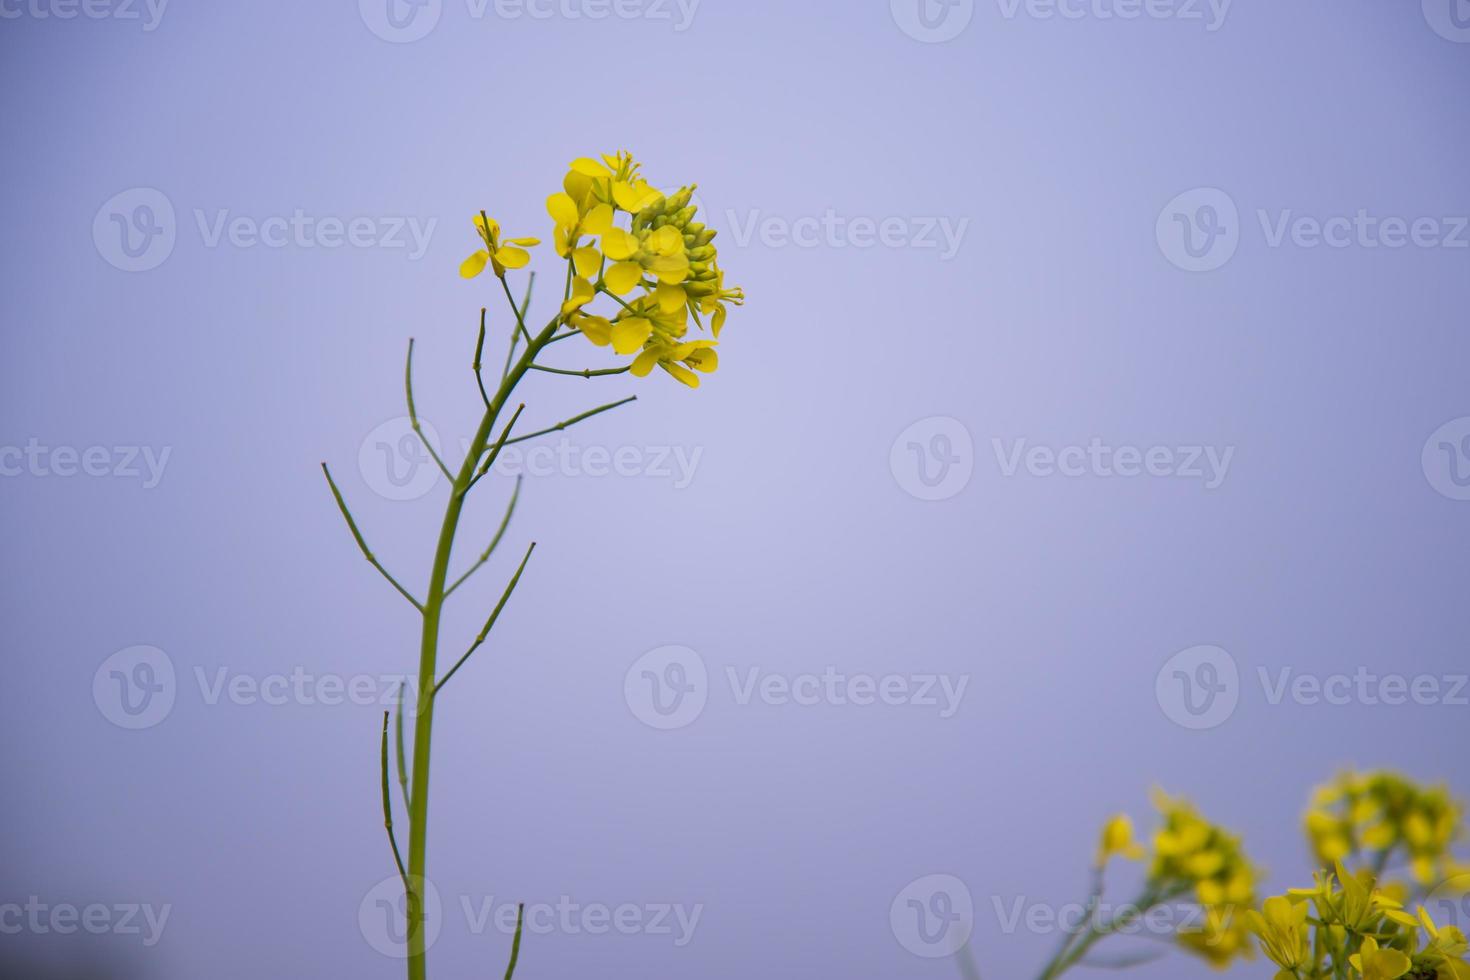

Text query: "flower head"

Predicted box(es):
[1096, 814, 1145, 867]
[1350, 936, 1413, 980]
[461, 214, 539, 279]
[1307, 772, 1464, 886]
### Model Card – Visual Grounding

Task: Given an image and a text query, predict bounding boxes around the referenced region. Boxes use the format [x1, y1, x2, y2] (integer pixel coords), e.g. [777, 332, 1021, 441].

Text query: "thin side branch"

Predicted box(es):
[473, 309, 492, 410]
[503, 903, 525, 980]
[527, 363, 632, 379]
[445, 475, 522, 598]
[502, 273, 535, 381]
[433, 541, 536, 697]
[464, 403, 526, 494]
[380, 712, 409, 887]
[405, 339, 453, 481]
[500, 273, 534, 347]
[394, 683, 410, 812]
[321, 463, 424, 612]
[502, 396, 637, 447]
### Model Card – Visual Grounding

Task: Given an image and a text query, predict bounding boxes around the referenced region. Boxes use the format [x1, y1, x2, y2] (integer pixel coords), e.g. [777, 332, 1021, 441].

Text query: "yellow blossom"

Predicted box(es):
[460, 214, 538, 279]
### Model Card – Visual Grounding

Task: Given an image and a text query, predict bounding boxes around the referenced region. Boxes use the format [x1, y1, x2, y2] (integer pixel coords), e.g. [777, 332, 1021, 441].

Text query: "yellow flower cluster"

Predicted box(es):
[1147, 790, 1261, 967]
[1249, 863, 1470, 979]
[462, 151, 742, 388]
[1307, 771, 1466, 886]
[1087, 792, 1261, 968]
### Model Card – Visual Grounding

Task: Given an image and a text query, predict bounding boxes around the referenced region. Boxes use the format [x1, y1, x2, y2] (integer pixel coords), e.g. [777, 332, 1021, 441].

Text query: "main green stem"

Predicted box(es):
[405, 307, 557, 980]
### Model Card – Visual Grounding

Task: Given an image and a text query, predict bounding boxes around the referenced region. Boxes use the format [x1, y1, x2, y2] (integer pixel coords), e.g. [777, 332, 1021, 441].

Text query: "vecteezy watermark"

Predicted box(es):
[0, 440, 171, 487]
[357, 874, 702, 958]
[994, 0, 1231, 30]
[1423, 0, 1470, 43]
[891, 874, 974, 958]
[93, 646, 177, 730]
[0, 0, 168, 30]
[624, 645, 709, 731]
[890, 416, 975, 501]
[720, 209, 969, 259]
[991, 895, 1207, 938]
[891, 0, 975, 42]
[1156, 188, 1240, 272]
[1426, 873, 1470, 931]
[357, 416, 704, 501]
[624, 646, 971, 730]
[93, 188, 176, 273]
[93, 645, 419, 730]
[1156, 645, 1239, 730]
[0, 898, 171, 947]
[358, 0, 699, 43]
[1158, 187, 1470, 272]
[1156, 645, 1470, 730]
[1422, 417, 1470, 501]
[93, 188, 437, 272]
[992, 437, 1235, 489]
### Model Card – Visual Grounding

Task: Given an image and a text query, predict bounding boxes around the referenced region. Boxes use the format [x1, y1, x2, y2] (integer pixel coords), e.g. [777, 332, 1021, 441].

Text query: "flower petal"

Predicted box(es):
[655, 282, 686, 314]
[570, 157, 612, 178]
[610, 317, 653, 355]
[604, 261, 644, 295]
[583, 204, 615, 236]
[572, 246, 602, 280]
[601, 227, 639, 261]
[495, 246, 530, 270]
[576, 315, 612, 346]
[662, 362, 701, 388]
[547, 193, 578, 227]
[630, 349, 660, 377]
[459, 250, 489, 279]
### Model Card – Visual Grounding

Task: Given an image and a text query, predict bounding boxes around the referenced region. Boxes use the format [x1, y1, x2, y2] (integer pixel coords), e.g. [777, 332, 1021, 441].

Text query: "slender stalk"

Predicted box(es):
[503, 903, 525, 979]
[444, 475, 523, 598]
[405, 303, 562, 980]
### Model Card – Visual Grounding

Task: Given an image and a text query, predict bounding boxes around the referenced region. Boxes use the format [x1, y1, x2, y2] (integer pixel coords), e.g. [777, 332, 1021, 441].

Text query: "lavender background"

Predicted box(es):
[3, 0, 1469, 977]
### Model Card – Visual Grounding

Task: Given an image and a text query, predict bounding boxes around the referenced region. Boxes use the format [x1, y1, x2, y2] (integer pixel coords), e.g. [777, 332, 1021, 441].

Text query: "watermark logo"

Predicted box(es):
[995, 0, 1231, 30]
[0, 440, 172, 487]
[93, 645, 176, 730]
[94, 188, 176, 273]
[891, 416, 974, 501]
[360, 417, 444, 502]
[1157, 188, 1239, 272]
[625, 645, 707, 730]
[359, 0, 442, 41]
[1423, 0, 1470, 42]
[1156, 645, 1238, 730]
[0, 0, 168, 30]
[361, 0, 697, 40]
[359, 875, 442, 958]
[891, 874, 974, 958]
[1158, 648, 1468, 729]
[0, 898, 171, 946]
[1426, 873, 1470, 930]
[991, 437, 1233, 488]
[1423, 417, 1470, 501]
[723, 209, 969, 258]
[891, 0, 974, 42]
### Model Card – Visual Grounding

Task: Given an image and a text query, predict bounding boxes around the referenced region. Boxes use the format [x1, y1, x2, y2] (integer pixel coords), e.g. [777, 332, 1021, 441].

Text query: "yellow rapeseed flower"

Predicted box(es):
[460, 214, 539, 279]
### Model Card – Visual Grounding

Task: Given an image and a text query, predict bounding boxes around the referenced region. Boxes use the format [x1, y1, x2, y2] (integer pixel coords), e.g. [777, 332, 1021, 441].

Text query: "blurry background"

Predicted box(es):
[2, 0, 1469, 976]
